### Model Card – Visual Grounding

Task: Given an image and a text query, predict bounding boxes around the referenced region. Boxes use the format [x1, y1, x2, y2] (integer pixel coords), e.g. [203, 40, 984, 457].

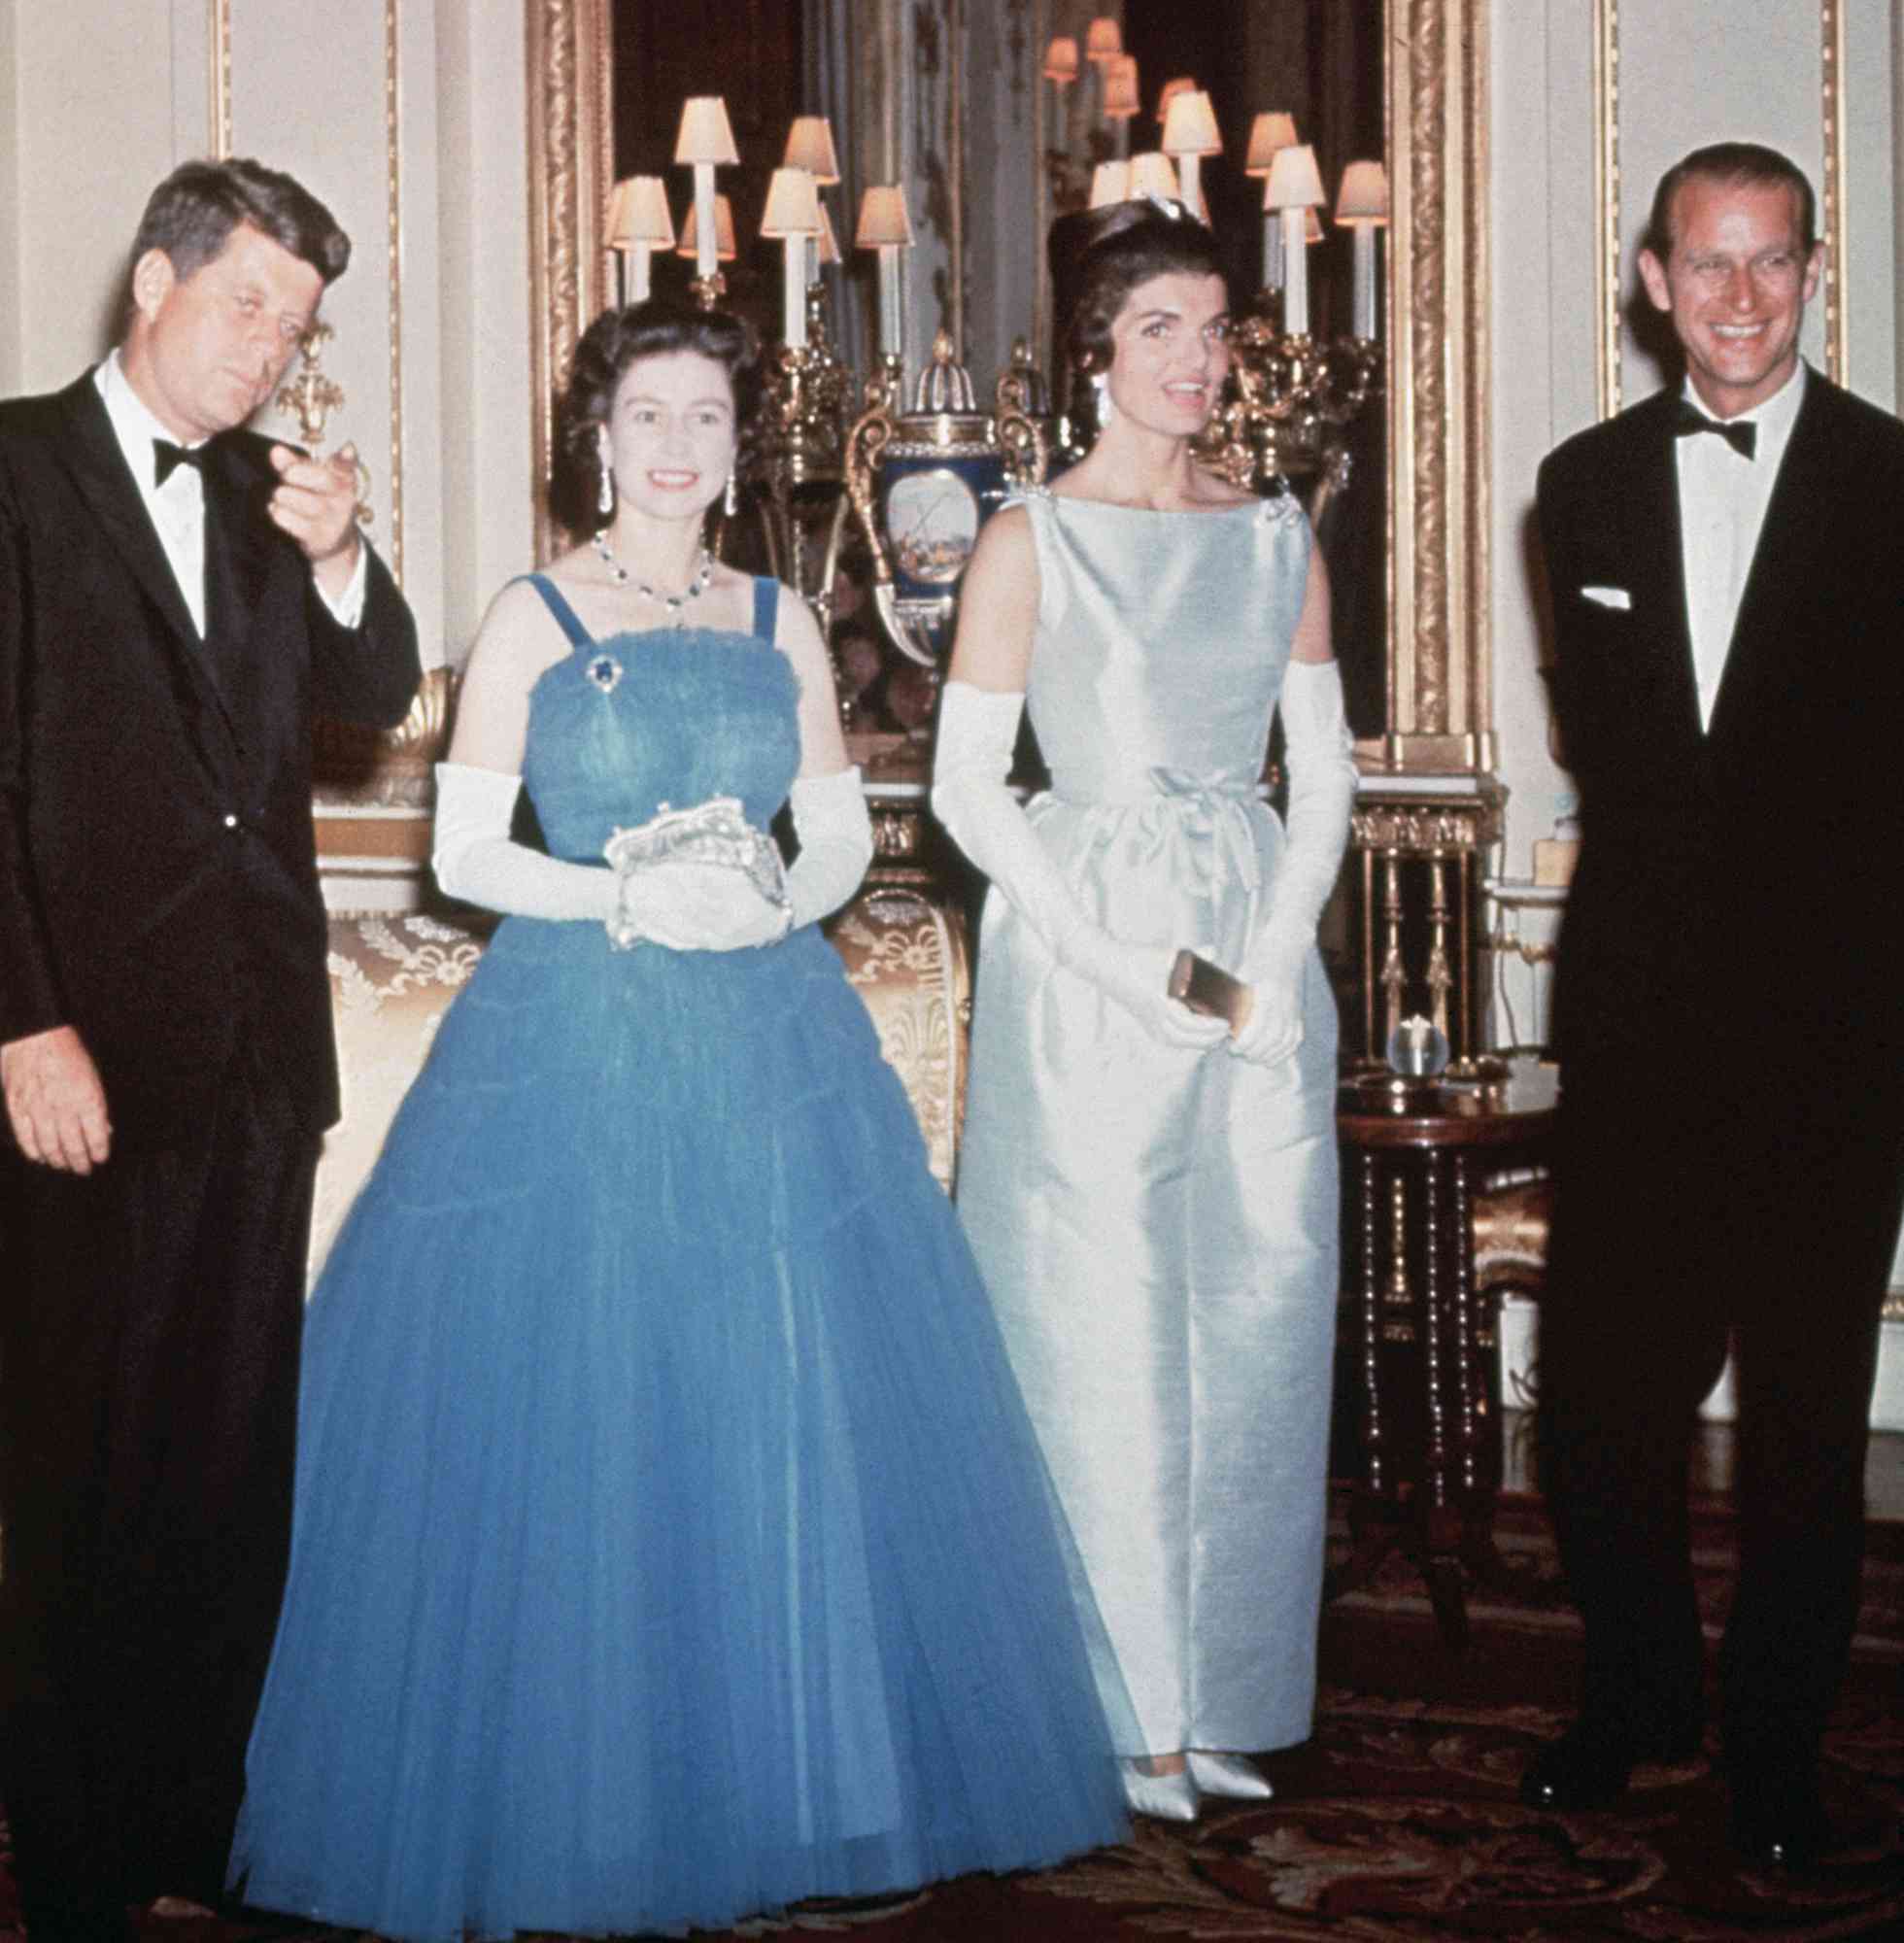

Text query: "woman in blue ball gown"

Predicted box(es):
[226, 300, 1128, 1942]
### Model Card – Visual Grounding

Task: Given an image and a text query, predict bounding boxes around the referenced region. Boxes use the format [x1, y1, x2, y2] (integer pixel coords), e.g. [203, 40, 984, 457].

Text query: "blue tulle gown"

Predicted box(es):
[227, 577, 1128, 1941]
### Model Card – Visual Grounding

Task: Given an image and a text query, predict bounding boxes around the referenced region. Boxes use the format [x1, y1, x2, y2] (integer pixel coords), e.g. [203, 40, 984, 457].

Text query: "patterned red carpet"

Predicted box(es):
[5, 1497, 1900, 1941]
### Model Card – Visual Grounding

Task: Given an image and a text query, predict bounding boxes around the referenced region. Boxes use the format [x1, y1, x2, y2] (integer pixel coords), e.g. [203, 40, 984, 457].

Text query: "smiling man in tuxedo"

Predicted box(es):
[1526, 142, 1904, 1868]
[0, 158, 420, 1937]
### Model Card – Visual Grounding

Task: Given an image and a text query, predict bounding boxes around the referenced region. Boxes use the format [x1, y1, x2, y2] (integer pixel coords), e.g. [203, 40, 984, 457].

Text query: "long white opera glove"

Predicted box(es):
[785, 766, 875, 929]
[433, 764, 790, 951]
[432, 762, 618, 922]
[932, 682, 1227, 1053]
[1232, 659, 1357, 1066]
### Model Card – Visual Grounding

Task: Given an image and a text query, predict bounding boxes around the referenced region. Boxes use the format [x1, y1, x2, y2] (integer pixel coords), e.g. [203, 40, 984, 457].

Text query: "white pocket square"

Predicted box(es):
[1581, 584, 1632, 610]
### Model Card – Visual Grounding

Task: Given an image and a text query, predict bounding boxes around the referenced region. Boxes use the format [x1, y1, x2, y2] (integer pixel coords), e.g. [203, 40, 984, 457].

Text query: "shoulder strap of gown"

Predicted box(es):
[752, 576, 780, 643]
[517, 572, 594, 648]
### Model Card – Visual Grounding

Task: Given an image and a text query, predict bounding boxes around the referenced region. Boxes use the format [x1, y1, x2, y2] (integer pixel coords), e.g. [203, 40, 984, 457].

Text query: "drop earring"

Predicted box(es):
[1092, 372, 1115, 427]
[597, 435, 615, 519]
[725, 471, 737, 518]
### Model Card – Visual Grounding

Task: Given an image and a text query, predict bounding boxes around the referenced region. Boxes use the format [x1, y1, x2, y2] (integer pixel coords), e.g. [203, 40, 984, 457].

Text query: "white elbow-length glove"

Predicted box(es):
[433, 763, 789, 951]
[785, 766, 874, 929]
[1231, 660, 1357, 1066]
[933, 682, 1227, 1053]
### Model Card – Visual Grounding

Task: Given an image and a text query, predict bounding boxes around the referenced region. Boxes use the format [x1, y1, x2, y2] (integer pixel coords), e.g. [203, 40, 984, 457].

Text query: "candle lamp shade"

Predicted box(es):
[673, 95, 739, 167]
[1128, 152, 1177, 202]
[855, 185, 914, 250]
[1337, 158, 1390, 224]
[1089, 159, 1132, 208]
[1265, 142, 1326, 210]
[1103, 55, 1140, 121]
[1084, 17, 1122, 63]
[760, 166, 824, 238]
[1160, 88, 1220, 156]
[606, 175, 674, 250]
[782, 116, 841, 185]
[1156, 76, 1197, 123]
[1042, 34, 1080, 84]
[1244, 111, 1300, 178]
[675, 195, 737, 260]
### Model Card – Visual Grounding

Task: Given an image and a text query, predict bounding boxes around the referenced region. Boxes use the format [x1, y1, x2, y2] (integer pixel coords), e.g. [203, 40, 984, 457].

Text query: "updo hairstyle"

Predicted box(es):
[550, 298, 758, 535]
[1050, 197, 1227, 375]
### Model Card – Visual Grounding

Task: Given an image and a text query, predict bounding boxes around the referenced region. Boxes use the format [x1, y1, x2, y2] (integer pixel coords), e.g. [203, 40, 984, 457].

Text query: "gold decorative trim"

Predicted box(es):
[527, 0, 612, 564]
[208, 0, 232, 157]
[1820, 0, 1848, 386]
[1378, 0, 1492, 775]
[385, 0, 405, 587]
[1593, 0, 1621, 420]
[534, 1, 1491, 778]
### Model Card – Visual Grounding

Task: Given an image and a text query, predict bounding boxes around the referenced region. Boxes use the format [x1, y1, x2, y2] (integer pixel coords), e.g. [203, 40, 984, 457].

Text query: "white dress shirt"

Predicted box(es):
[1675, 358, 1805, 732]
[94, 351, 367, 635]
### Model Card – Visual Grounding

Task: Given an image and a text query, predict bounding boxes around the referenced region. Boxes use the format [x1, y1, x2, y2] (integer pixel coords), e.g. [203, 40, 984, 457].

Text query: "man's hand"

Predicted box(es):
[2, 1025, 112, 1173]
[267, 441, 362, 599]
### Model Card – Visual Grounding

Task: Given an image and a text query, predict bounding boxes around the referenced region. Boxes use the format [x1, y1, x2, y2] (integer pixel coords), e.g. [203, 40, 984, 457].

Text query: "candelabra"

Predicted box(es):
[1202, 308, 1382, 511]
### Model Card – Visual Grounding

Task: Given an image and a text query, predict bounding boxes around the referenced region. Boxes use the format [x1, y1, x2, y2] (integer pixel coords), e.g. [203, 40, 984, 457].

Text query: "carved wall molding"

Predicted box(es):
[1593, 0, 1621, 419]
[1820, 0, 1848, 385]
[208, 0, 232, 156]
[384, 0, 406, 587]
[531, 0, 1492, 775]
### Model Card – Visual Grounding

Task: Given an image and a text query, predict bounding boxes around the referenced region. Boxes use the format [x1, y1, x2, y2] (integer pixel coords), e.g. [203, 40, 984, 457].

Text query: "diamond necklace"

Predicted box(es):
[592, 529, 715, 615]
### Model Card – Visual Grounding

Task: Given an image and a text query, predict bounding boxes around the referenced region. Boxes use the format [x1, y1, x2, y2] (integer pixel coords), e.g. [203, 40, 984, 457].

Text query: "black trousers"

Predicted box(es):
[0, 1054, 317, 1931]
[1537, 1066, 1904, 1781]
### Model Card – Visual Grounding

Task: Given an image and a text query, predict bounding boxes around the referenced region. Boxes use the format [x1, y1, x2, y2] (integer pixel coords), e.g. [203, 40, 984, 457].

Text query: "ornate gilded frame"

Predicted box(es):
[526, 0, 1494, 776]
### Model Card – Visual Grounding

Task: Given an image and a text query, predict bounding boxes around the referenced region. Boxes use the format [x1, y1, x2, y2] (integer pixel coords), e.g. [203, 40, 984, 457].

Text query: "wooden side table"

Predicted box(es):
[1331, 1057, 1559, 1645]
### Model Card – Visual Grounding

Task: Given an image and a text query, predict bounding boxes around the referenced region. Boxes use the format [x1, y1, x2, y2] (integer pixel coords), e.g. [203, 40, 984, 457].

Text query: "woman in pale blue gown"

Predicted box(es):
[934, 200, 1359, 1822]
[225, 301, 1127, 1941]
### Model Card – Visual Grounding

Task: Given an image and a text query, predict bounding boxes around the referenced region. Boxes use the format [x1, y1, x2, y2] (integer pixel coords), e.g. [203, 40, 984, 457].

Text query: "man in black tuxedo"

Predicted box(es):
[1525, 142, 1904, 1868]
[0, 158, 420, 1936]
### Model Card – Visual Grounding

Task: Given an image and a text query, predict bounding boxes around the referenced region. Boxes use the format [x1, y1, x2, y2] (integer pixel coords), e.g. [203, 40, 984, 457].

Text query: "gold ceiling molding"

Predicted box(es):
[385, 0, 405, 587]
[1593, 0, 1621, 420]
[1820, 0, 1848, 385]
[208, 0, 232, 158]
[528, 0, 1493, 778]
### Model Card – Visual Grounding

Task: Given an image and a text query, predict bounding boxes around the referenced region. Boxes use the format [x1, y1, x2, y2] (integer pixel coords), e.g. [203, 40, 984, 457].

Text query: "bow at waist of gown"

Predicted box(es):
[1042, 767, 1269, 896]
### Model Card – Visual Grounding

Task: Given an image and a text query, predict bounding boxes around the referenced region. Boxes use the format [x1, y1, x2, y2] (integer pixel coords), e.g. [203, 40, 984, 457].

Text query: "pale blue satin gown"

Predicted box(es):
[955, 488, 1340, 1759]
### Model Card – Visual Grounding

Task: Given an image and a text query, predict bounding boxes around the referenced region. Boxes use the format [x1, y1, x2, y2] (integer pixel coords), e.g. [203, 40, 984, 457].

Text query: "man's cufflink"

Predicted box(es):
[1581, 585, 1632, 610]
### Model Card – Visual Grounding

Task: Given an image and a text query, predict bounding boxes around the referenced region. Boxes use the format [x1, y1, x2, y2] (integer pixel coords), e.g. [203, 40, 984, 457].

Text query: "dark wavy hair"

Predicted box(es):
[1644, 142, 1817, 260]
[130, 156, 351, 285]
[1049, 197, 1226, 373]
[551, 299, 757, 536]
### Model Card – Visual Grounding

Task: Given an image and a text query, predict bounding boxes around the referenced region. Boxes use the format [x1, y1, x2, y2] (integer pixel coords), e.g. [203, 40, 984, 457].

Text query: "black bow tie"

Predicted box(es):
[1673, 399, 1756, 460]
[153, 438, 208, 487]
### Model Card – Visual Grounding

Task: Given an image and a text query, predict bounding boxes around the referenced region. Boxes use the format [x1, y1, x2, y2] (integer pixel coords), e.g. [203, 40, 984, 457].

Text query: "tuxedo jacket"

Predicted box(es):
[0, 371, 422, 1149]
[1536, 368, 1904, 1116]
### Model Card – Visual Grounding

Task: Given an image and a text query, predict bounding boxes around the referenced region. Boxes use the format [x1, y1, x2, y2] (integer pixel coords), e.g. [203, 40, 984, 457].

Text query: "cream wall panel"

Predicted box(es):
[1614, 5, 1829, 408]
[1843, 0, 1896, 406]
[9, 3, 174, 391]
[226, 2, 437, 657]
[433, 0, 535, 655]
[0, 0, 19, 392]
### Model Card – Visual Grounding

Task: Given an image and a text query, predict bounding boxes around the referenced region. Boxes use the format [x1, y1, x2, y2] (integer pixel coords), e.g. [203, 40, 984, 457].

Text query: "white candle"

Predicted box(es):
[878, 247, 901, 360]
[1262, 213, 1284, 290]
[1177, 153, 1202, 215]
[782, 239, 807, 350]
[693, 163, 716, 281]
[1352, 225, 1377, 340]
[631, 245, 652, 304]
[1281, 206, 1309, 335]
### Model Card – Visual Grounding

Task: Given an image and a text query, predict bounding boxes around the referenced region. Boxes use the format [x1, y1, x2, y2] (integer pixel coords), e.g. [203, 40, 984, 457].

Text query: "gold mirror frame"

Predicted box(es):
[525, 0, 1491, 777]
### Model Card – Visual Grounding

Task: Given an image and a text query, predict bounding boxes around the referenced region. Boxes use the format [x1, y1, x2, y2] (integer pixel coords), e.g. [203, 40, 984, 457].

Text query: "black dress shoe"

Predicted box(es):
[1729, 1781, 1834, 1871]
[1520, 1721, 1701, 1812]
